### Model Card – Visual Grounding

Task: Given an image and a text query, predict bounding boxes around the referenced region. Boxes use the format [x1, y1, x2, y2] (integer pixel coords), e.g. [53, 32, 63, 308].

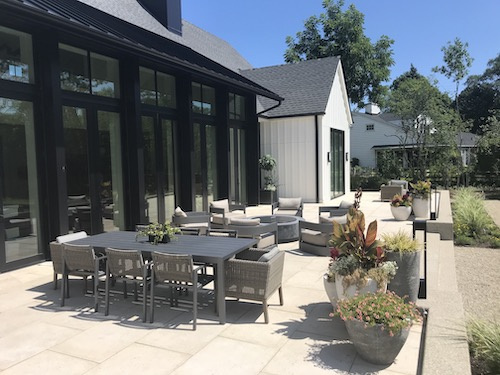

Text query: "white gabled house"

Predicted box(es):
[241, 57, 353, 203]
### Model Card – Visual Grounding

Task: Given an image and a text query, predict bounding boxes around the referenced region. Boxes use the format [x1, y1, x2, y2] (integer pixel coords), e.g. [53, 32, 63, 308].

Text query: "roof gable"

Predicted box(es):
[241, 57, 340, 118]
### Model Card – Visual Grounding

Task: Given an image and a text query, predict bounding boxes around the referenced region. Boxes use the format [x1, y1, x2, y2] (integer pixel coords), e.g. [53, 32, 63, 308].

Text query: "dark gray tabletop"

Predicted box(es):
[68, 231, 257, 263]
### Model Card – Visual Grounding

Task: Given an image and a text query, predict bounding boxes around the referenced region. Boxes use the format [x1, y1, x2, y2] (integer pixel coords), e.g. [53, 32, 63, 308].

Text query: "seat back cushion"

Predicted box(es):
[389, 180, 408, 189]
[230, 218, 260, 226]
[210, 199, 229, 213]
[258, 246, 280, 262]
[301, 230, 330, 247]
[56, 231, 88, 243]
[319, 215, 347, 225]
[278, 197, 302, 210]
[339, 200, 353, 209]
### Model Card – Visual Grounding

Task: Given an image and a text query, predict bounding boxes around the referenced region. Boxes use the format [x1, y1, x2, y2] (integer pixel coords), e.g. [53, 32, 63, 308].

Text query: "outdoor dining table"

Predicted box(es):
[68, 231, 258, 324]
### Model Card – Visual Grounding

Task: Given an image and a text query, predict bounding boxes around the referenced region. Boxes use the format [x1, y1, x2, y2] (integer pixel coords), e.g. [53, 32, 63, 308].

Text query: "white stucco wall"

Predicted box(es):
[350, 113, 401, 168]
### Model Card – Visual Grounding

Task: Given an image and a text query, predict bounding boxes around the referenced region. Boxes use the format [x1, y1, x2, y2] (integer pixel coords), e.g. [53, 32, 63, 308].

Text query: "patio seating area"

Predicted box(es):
[0, 192, 470, 374]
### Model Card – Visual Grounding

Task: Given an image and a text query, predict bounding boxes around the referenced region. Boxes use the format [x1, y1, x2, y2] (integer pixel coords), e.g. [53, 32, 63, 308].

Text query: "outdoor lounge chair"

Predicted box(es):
[272, 197, 303, 217]
[226, 219, 278, 249]
[299, 221, 333, 257]
[224, 247, 284, 323]
[171, 207, 210, 235]
[380, 180, 409, 201]
[209, 199, 246, 227]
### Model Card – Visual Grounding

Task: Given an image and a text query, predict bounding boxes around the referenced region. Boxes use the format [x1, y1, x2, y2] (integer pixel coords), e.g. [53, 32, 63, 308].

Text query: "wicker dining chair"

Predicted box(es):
[225, 247, 285, 323]
[105, 248, 149, 322]
[150, 252, 213, 330]
[61, 243, 106, 311]
[206, 228, 238, 238]
[179, 227, 201, 236]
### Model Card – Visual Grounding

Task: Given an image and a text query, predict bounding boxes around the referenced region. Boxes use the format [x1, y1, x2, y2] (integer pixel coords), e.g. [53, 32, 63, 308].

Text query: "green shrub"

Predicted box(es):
[452, 188, 497, 242]
[467, 319, 500, 375]
[454, 234, 474, 246]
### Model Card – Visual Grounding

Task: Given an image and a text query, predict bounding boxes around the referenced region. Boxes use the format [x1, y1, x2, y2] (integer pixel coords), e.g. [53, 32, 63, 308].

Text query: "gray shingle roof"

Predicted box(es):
[241, 57, 340, 118]
[77, 0, 253, 72]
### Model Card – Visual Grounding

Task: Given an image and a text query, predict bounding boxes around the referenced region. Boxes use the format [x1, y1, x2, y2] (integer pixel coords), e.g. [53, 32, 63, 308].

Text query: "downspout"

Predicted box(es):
[315, 115, 320, 203]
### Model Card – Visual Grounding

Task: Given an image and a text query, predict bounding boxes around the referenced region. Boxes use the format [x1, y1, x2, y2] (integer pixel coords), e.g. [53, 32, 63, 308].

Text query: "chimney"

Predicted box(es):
[364, 103, 380, 115]
[138, 0, 182, 36]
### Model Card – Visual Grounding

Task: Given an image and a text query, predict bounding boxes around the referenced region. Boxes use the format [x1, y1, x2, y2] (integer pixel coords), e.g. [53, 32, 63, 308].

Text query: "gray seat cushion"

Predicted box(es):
[301, 229, 330, 247]
[258, 246, 280, 262]
[278, 197, 302, 209]
[319, 215, 347, 225]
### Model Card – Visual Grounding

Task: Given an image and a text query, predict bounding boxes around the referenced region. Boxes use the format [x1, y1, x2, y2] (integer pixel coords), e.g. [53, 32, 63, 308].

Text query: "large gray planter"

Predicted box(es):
[386, 251, 421, 303]
[345, 319, 410, 365]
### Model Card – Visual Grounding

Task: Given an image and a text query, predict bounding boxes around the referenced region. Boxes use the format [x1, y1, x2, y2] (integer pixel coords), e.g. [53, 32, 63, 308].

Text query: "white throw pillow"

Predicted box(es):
[56, 231, 88, 243]
[210, 199, 229, 213]
[230, 218, 260, 226]
[278, 197, 302, 209]
[174, 206, 188, 217]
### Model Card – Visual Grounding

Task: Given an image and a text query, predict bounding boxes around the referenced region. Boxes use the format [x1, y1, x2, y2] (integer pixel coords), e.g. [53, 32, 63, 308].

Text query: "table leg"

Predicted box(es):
[216, 259, 225, 324]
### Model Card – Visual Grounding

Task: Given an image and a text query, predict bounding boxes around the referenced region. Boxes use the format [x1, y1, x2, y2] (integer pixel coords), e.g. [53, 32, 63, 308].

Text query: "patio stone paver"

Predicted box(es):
[0, 192, 433, 374]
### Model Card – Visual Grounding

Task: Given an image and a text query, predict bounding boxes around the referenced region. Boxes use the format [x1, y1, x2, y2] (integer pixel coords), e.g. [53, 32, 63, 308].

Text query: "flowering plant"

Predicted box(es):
[335, 291, 421, 336]
[410, 180, 431, 199]
[391, 193, 412, 207]
[136, 221, 180, 245]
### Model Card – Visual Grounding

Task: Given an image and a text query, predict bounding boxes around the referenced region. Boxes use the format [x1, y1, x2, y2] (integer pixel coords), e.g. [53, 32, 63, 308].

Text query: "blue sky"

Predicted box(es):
[182, 0, 499, 98]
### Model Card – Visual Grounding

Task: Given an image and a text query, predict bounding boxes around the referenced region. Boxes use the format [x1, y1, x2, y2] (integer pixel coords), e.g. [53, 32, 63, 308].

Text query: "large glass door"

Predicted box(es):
[194, 122, 217, 211]
[330, 129, 345, 198]
[229, 127, 247, 205]
[63, 106, 124, 234]
[141, 115, 177, 223]
[0, 97, 41, 270]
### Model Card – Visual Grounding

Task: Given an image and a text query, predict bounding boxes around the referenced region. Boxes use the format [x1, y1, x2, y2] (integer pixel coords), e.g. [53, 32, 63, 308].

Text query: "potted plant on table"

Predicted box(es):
[390, 193, 413, 221]
[259, 154, 278, 204]
[328, 208, 397, 300]
[382, 230, 421, 303]
[136, 221, 180, 245]
[335, 291, 422, 365]
[410, 180, 431, 218]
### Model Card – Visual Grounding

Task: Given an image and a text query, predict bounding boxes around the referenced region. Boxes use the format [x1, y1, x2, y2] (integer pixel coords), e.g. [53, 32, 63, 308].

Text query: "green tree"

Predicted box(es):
[458, 53, 500, 133]
[388, 73, 465, 186]
[284, 0, 394, 108]
[432, 38, 474, 112]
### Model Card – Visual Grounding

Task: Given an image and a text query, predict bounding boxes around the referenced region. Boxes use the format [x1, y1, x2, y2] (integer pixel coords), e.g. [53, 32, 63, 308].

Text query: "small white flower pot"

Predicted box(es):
[390, 205, 412, 221]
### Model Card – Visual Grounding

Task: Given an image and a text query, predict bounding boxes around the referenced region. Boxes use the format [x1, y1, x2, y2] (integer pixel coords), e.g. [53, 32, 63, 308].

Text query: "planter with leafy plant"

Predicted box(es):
[411, 180, 431, 218]
[382, 230, 421, 303]
[329, 208, 397, 300]
[390, 193, 413, 221]
[136, 221, 180, 245]
[259, 154, 277, 204]
[335, 291, 421, 365]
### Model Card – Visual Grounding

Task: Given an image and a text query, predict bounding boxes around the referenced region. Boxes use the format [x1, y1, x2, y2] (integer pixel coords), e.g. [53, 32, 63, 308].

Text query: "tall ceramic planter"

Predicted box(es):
[386, 251, 421, 303]
[345, 319, 410, 365]
[335, 274, 387, 300]
[412, 197, 429, 218]
[323, 275, 337, 308]
[390, 206, 412, 221]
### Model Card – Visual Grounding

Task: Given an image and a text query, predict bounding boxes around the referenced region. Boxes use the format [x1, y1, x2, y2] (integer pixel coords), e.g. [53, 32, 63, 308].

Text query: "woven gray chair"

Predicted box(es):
[61, 243, 106, 311]
[150, 252, 212, 330]
[179, 227, 201, 236]
[104, 248, 149, 322]
[225, 248, 285, 323]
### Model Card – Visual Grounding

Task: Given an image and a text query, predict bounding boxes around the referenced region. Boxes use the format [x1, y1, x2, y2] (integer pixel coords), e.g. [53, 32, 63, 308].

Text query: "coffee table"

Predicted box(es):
[252, 215, 303, 243]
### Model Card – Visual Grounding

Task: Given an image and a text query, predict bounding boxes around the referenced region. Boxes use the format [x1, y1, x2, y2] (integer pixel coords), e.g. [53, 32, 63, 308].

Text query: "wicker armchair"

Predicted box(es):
[150, 252, 212, 330]
[51, 231, 89, 291]
[61, 243, 106, 311]
[225, 248, 285, 323]
[380, 180, 409, 201]
[272, 197, 303, 217]
[104, 248, 149, 322]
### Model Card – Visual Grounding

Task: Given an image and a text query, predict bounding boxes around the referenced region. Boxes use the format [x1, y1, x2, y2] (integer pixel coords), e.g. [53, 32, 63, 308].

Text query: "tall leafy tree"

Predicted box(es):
[388, 73, 465, 186]
[432, 38, 474, 112]
[284, 0, 394, 108]
[458, 53, 500, 133]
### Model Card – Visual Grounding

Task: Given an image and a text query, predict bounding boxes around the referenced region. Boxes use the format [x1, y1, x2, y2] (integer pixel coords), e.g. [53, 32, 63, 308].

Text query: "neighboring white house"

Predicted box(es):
[351, 104, 479, 169]
[241, 57, 352, 202]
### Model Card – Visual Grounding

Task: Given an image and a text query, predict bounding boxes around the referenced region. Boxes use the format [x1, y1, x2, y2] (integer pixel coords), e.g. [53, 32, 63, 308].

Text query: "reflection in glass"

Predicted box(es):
[63, 106, 91, 233]
[91, 53, 120, 98]
[98, 111, 124, 231]
[194, 123, 217, 211]
[192, 82, 215, 115]
[0, 26, 34, 84]
[142, 116, 157, 223]
[192, 82, 202, 114]
[229, 93, 246, 120]
[330, 129, 345, 198]
[0, 97, 40, 262]
[157, 72, 176, 108]
[162, 119, 176, 217]
[139, 67, 156, 105]
[59, 44, 90, 93]
[193, 123, 202, 211]
[206, 125, 217, 202]
[230, 128, 247, 204]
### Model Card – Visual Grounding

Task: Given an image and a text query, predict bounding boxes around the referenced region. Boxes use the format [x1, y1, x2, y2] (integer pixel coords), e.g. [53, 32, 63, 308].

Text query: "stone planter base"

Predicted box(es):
[335, 275, 387, 300]
[345, 319, 410, 365]
[323, 274, 337, 308]
[390, 205, 412, 221]
[386, 251, 421, 303]
[412, 198, 429, 218]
